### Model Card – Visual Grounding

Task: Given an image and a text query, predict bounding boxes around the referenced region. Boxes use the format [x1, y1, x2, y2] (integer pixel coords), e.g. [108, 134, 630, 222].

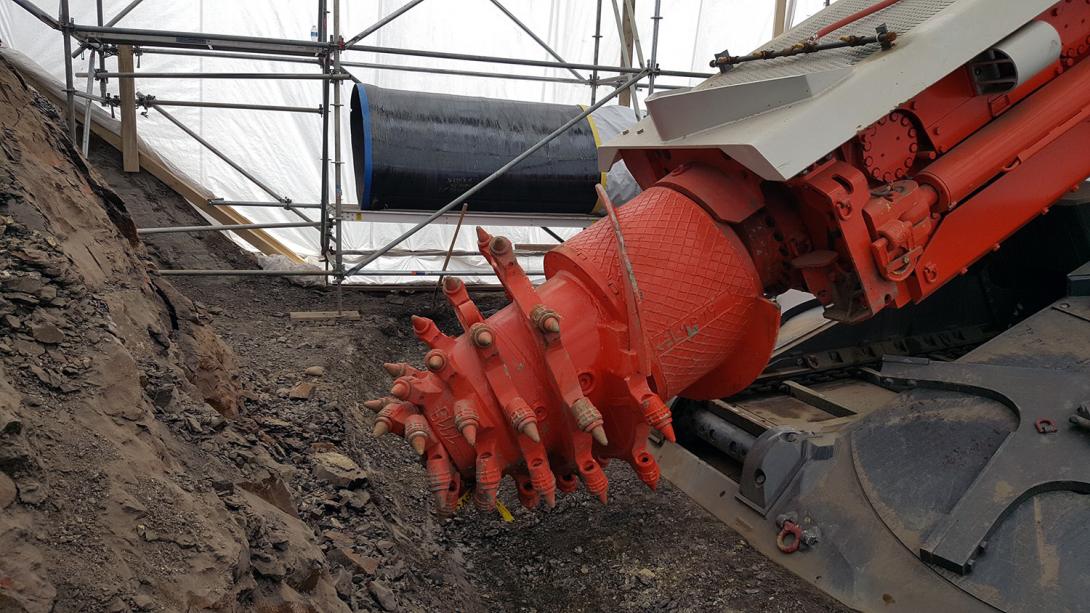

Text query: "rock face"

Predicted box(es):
[0, 57, 347, 612]
[289, 381, 316, 401]
[312, 452, 369, 489]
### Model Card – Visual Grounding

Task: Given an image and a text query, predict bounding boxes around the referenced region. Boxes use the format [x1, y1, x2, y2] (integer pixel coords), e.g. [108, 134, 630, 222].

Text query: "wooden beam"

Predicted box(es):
[618, 0, 635, 107]
[773, 0, 789, 37]
[117, 45, 139, 172]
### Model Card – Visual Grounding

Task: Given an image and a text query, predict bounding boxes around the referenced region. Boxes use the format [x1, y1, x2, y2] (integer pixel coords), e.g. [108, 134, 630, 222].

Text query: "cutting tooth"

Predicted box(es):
[434, 492, 453, 514]
[426, 453, 458, 515]
[425, 352, 446, 372]
[531, 305, 562, 334]
[454, 400, 480, 447]
[489, 235, 512, 256]
[571, 397, 606, 444]
[471, 325, 494, 348]
[639, 393, 676, 443]
[410, 315, 454, 350]
[382, 362, 404, 377]
[529, 459, 557, 508]
[474, 487, 497, 511]
[520, 421, 541, 443]
[442, 275, 462, 294]
[579, 458, 610, 504]
[461, 423, 478, 446]
[640, 472, 660, 491]
[390, 380, 410, 400]
[542, 316, 560, 333]
[372, 421, 390, 437]
[632, 451, 661, 491]
[404, 414, 432, 455]
[363, 397, 396, 412]
[659, 423, 677, 443]
[474, 446, 501, 510]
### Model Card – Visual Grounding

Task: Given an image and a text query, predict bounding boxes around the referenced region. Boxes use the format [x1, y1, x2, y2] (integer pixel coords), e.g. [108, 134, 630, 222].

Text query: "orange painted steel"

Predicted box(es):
[365, 181, 779, 511]
[909, 119, 1090, 301]
[916, 53, 1090, 210]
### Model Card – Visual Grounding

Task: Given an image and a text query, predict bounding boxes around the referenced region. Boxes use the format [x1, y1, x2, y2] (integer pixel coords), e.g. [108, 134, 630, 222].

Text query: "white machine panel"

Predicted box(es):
[599, 0, 1057, 181]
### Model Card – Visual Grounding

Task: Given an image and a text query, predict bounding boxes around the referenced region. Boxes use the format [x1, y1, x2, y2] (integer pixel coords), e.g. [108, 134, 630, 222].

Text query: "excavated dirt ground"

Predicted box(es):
[160, 279, 848, 613]
[1, 56, 848, 612]
[117, 173, 850, 612]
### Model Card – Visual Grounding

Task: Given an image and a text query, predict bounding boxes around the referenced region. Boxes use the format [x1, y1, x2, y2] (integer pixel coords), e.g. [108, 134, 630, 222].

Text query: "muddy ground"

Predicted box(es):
[94, 145, 848, 612]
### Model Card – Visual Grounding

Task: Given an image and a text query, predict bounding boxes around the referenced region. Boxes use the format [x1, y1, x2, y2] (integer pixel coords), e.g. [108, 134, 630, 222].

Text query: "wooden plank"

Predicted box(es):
[773, 0, 789, 37]
[5, 51, 304, 263]
[117, 45, 139, 172]
[289, 310, 362, 321]
[618, 0, 635, 107]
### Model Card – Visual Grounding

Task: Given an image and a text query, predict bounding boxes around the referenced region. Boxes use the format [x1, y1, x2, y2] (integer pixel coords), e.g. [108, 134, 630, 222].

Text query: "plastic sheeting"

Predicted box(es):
[0, 0, 832, 283]
[593, 105, 642, 206]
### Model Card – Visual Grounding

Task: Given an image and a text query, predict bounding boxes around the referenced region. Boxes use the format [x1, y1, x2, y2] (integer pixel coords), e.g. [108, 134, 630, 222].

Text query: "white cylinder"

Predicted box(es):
[972, 21, 1061, 94]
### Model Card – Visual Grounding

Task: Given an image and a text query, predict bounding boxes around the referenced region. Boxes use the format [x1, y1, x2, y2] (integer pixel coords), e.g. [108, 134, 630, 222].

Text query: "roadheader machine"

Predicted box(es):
[366, 1, 1090, 609]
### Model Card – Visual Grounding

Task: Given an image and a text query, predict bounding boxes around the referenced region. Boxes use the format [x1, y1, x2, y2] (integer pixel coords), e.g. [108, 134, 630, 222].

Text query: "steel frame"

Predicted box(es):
[14, 0, 695, 285]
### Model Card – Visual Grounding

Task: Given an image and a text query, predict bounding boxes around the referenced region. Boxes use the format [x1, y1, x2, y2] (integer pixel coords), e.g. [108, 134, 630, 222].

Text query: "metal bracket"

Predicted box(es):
[878, 356, 1090, 574]
[737, 427, 834, 515]
[1069, 260, 1090, 297]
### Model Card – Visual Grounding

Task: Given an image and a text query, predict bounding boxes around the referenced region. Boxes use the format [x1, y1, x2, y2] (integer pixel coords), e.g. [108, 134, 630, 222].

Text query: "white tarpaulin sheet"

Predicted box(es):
[0, 0, 830, 282]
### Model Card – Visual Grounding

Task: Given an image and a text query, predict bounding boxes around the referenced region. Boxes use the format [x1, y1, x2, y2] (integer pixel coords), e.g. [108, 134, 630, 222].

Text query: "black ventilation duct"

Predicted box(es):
[350, 83, 611, 214]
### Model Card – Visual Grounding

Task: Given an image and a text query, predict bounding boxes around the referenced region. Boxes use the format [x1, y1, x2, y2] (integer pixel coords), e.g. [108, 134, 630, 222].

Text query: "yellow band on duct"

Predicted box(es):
[581, 105, 609, 214]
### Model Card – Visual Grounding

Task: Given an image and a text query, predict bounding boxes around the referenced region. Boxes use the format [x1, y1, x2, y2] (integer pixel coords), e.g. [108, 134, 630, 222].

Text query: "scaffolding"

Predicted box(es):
[10, 0, 712, 296]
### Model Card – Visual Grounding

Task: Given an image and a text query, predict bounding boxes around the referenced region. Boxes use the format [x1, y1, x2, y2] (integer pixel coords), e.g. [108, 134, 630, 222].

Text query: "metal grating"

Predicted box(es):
[695, 0, 959, 91]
